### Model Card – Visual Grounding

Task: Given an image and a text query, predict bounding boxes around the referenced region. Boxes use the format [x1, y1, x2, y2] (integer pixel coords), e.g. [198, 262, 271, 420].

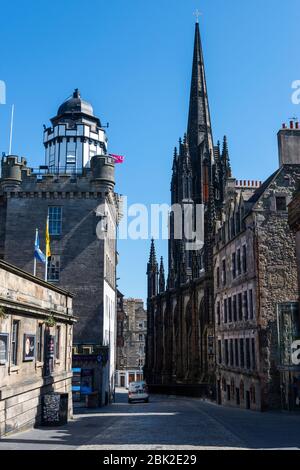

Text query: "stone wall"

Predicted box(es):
[145, 278, 207, 389]
[253, 165, 300, 408]
[0, 172, 114, 345]
[117, 299, 147, 372]
[215, 165, 300, 411]
[0, 260, 75, 436]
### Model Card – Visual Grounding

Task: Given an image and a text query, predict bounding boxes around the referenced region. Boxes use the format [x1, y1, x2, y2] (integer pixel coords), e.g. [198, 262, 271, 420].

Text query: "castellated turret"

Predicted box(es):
[91, 154, 115, 191]
[0, 155, 30, 191]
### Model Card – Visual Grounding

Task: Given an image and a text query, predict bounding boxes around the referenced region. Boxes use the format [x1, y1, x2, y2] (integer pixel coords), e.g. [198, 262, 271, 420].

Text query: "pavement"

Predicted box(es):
[0, 388, 300, 450]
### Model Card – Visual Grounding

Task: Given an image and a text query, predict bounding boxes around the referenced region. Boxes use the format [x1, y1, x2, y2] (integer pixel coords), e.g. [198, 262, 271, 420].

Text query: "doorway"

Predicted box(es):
[227, 385, 231, 402]
[217, 380, 222, 405]
[246, 391, 251, 410]
[129, 373, 135, 384]
[236, 388, 240, 406]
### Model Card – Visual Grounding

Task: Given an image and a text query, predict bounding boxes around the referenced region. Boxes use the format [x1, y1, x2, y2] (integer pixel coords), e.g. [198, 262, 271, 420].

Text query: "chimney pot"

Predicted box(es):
[290, 121, 294, 129]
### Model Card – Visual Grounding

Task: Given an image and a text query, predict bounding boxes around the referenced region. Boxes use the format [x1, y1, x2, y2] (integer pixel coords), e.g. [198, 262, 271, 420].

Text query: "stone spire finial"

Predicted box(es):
[148, 238, 157, 266]
[222, 135, 232, 178]
[187, 22, 213, 161]
[147, 239, 159, 299]
[159, 257, 165, 293]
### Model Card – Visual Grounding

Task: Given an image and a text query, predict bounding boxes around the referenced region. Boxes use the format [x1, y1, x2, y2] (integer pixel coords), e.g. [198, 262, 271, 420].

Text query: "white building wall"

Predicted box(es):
[103, 280, 116, 396]
[44, 122, 108, 172]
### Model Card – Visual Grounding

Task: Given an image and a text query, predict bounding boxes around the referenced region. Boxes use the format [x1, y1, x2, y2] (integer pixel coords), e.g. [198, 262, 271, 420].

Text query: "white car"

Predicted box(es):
[128, 381, 149, 403]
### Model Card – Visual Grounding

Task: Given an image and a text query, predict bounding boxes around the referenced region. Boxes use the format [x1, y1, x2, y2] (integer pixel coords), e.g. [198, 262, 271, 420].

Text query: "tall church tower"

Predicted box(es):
[187, 21, 214, 205]
[168, 20, 217, 286]
[146, 20, 233, 391]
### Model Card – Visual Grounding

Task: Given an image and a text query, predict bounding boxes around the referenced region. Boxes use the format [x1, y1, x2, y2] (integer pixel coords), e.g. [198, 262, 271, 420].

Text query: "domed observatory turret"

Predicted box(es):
[43, 89, 108, 173]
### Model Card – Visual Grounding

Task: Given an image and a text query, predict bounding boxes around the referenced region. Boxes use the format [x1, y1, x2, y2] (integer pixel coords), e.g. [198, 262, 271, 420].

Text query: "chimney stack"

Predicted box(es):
[278, 122, 300, 166]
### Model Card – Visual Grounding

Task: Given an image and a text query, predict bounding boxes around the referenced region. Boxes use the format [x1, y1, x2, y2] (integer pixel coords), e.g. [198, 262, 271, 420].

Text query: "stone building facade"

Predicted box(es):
[215, 123, 300, 411]
[289, 190, 300, 297]
[0, 91, 122, 405]
[0, 260, 75, 437]
[145, 20, 300, 410]
[116, 297, 147, 388]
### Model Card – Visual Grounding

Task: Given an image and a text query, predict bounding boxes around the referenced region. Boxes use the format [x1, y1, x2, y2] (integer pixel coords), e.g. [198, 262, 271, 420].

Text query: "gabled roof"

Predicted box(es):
[244, 168, 282, 215]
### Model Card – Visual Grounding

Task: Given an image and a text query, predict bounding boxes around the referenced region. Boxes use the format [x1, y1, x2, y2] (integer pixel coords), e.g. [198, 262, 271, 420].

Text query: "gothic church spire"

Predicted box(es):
[147, 239, 159, 299]
[187, 22, 213, 162]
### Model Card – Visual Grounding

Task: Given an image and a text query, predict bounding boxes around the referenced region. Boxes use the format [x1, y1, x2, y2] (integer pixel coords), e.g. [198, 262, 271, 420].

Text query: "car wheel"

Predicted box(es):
[145, 398, 149, 403]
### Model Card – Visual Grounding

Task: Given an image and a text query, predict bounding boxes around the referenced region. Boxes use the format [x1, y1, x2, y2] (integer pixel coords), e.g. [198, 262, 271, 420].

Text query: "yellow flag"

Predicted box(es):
[46, 217, 51, 259]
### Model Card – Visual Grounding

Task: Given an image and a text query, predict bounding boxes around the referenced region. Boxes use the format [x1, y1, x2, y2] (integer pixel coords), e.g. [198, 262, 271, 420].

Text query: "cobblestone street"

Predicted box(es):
[0, 389, 300, 450]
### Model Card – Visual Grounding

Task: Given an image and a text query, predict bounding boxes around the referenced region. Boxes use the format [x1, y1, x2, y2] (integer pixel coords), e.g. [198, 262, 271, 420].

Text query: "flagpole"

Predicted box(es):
[45, 217, 48, 282]
[34, 255, 37, 277]
[9, 104, 14, 155]
[45, 257, 48, 282]
[34, 228, 37, 276]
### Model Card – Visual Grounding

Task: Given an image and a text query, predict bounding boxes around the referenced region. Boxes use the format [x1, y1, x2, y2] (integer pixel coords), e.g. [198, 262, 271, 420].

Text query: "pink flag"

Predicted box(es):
[109, 153, 125, 164]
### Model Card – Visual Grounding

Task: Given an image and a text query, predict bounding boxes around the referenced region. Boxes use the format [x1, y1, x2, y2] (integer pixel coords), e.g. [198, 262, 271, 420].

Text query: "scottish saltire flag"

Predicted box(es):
[34, 229, 46, 264]
[109, 153, 125, 164]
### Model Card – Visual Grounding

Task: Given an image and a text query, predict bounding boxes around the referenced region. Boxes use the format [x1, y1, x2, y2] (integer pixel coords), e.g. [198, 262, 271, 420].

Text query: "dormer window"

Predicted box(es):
[276, 196, 287, 212]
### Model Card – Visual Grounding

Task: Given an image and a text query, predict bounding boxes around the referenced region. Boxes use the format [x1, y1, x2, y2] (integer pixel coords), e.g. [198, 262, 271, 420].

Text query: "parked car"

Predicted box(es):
[128, 381, 149, 403]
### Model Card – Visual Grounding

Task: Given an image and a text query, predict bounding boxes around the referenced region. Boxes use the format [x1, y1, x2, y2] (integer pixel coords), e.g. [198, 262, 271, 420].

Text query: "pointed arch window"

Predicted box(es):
[236, 211, 241, 234]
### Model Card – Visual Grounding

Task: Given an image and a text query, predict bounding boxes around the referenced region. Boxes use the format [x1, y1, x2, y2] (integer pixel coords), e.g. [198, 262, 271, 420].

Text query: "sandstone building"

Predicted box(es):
[0, 90, 122, 405]
[289, 188, 300, 297]
[116, 296, 147, 388]
[215, 127, 300, 410]
[0, 260, 75, 436]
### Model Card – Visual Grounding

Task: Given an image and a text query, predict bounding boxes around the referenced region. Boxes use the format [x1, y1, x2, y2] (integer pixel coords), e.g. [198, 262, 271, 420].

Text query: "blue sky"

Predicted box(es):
[0, 0, 300, 303]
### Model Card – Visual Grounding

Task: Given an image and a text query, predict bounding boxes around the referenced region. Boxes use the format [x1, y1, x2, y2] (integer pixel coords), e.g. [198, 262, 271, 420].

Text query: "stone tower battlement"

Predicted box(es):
[0, 153, 116, 194]
[91, 154, 115, 190]
[0, 155, 31, 190]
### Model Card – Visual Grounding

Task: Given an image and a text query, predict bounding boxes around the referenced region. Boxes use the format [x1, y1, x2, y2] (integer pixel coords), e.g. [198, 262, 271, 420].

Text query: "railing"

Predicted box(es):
[29, 166, 85, 177]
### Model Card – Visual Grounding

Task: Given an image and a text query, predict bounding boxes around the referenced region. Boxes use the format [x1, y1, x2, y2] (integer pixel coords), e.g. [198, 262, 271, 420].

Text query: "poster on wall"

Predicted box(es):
[44, 334, 55, 376]
[0, 333, 8, 365]
[23, 334, 36, 361]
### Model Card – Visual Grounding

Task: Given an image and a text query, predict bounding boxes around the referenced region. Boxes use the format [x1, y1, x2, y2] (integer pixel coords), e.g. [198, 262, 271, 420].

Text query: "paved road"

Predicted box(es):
[1, 388, 300, 450]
